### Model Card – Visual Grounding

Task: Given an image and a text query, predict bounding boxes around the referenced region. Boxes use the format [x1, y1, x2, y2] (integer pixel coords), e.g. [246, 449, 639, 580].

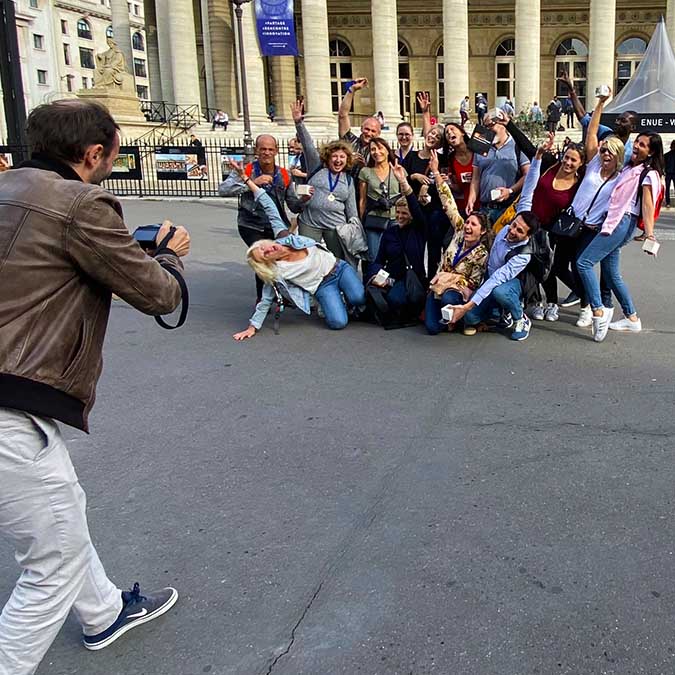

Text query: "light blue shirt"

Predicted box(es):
[247, 191, 319, 329]
[471, 227, 531, 306]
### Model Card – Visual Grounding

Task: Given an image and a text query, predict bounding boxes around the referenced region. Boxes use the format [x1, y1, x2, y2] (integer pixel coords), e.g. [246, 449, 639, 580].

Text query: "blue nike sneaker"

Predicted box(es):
[83, 582, 178, 651]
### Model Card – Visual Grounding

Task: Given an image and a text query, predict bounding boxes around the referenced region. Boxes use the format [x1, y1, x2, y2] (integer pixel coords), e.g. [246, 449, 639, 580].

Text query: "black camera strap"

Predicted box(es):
[153, 227, 189, 330]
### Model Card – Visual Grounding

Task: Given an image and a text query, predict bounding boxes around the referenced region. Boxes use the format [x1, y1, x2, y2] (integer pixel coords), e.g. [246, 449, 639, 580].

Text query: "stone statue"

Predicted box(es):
[94, 38, 130, 90]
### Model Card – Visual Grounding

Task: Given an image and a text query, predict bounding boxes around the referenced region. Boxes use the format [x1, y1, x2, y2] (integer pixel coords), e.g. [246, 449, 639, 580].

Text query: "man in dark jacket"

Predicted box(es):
[665, 140, 675, 207]
[0, 99, 189, 674]
[219, 134, 304, 300]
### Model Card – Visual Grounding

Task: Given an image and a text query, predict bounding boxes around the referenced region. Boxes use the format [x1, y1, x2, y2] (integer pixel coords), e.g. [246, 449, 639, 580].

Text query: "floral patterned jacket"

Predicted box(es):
[436, 180, 489, 300]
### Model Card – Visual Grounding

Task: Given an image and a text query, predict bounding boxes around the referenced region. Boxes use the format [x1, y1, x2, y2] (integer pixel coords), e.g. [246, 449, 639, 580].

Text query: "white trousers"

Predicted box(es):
[0, 408, 122, 675]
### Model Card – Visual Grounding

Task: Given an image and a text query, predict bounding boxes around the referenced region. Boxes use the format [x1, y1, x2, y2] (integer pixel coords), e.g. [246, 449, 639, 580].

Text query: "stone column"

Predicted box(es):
[200, 0, 216, 109]
[668, 0, 675, 50]
[588, 0, 616, 105]
[370, 0, 400, 123]
[110, 0, 135, 81]
[299, 0, 333, 123]
[166, 0, 201, 106]
[155, 0, 174, 102]
[515, 0, 540, 112]
[207, 0, 238, 115]
[442, 0, 469, 120]
[143, 0, 163, 100]
[239, 0, 267, 121]
[270, 56, 296, 124]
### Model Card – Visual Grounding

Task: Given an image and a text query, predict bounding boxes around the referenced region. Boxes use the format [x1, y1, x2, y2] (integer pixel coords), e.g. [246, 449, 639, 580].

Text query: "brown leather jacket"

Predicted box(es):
[0, 157, 184, 431]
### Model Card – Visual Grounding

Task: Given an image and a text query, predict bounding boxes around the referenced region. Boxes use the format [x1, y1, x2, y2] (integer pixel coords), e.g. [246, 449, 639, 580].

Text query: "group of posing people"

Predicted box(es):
[220, 78, 664, 344]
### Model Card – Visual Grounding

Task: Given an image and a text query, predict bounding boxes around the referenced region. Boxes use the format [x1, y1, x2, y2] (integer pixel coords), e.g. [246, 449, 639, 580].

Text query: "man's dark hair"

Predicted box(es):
[625, 111, 639, 131]
[26, 99, 119, 164]
[517, 210, 540, 234]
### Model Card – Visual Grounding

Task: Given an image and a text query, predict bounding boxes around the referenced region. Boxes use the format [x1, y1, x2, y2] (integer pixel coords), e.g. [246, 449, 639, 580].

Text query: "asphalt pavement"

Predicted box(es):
[3, 201, 675, 675]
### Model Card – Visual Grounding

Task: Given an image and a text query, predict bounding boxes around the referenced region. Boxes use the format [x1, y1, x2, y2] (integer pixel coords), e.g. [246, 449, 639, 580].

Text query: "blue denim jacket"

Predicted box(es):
[248, 191, 320, 329]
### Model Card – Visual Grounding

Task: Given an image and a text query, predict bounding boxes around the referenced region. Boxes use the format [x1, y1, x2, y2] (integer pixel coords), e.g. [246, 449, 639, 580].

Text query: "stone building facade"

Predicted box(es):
[173, 0, 674, 126]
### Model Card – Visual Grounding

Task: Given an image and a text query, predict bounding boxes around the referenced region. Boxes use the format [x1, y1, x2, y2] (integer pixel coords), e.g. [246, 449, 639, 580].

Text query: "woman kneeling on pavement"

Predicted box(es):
[576, 89, 664, 342]
[424, 150, 490, 335]
[231, 161, 366, 340]
[365, 160, 428, 327]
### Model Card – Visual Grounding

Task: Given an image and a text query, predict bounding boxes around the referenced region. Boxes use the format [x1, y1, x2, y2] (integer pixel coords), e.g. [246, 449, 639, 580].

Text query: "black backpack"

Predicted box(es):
[506, 229, 554, 306]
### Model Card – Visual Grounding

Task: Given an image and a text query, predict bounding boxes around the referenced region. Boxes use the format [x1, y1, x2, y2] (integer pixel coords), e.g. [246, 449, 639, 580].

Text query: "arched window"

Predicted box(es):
[495, 39, 515, 106]
[616, 37, 647, 93]
[106, 25, 114, 38]
[398, 41, 410, 119]
[77, 18, 92, 40]
[555, 38, 588, 109]
[132, 31, 144, 51]
[436, 44, 445, 115]
[329, 39, 352, 113]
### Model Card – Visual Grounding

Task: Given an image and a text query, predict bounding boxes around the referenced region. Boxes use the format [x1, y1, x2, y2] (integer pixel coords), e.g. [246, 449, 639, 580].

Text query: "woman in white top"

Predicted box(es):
[568, 95, 624, 328]
[576, 90, 665, 342]
[230, 162, 366, 340]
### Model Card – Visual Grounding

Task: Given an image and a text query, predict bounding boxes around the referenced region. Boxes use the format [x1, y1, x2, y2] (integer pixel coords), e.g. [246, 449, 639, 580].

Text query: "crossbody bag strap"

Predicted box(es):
[581, 173, 614, 223]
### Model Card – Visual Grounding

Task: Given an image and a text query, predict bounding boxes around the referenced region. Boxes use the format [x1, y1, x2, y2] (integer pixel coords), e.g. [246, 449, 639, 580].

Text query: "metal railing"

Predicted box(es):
[136, 102, 202, 144]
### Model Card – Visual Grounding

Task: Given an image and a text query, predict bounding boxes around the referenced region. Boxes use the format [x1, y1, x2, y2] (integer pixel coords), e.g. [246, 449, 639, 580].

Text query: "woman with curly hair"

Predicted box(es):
[291, 100, 361, 263]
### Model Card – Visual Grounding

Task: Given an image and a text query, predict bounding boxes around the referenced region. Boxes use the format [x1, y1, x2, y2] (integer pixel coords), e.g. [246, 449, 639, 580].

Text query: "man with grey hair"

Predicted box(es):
[338, 77, 382, 177]
[467, 108, 530, 225]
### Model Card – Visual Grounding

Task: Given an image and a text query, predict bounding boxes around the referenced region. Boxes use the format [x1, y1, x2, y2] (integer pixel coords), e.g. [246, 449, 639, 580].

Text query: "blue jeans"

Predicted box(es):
[480, 203, 509, 228]
[464, 278, 523, 325]
[576, 213, 637, 315]
[425, 289, 464, 335]
[314, 260, 366, 330]
[365, 228, 386, 263]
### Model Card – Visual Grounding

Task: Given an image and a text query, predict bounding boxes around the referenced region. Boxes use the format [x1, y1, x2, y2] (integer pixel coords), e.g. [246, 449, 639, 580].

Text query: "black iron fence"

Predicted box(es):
[0, 136, 426, 198]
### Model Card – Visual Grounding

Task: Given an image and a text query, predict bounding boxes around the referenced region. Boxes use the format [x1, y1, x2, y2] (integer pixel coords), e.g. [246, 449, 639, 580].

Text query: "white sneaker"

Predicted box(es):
[576, 306, 593, 328]
[609, 317, 642, 332]
[591, 307, 614, 342]
[544, 303, 559, 322]
[531, 304, 545, 321]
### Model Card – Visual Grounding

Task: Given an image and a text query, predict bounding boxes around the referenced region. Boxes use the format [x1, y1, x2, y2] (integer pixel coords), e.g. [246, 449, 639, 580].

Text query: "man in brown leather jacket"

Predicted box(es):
[0, 100, 189, 674]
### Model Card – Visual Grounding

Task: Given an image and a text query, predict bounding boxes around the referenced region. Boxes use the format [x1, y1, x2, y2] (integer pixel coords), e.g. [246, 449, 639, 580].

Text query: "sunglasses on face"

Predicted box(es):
[599, 147, 612, 155]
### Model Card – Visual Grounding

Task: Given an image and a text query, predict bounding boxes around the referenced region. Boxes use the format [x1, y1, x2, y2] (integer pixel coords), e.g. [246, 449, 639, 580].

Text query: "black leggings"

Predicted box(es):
[238, 224, 275, 301]
[542, 234, 583, 304]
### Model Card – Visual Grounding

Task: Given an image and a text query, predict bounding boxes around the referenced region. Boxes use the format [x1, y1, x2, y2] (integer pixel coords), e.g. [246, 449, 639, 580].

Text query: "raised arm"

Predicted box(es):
[417, 91, 432, 138]
[428, 149, 464, 230]
[392, 159, 426, 230]
[466, 163, 481, 215]
[586, 90, 610, 161]
[338, 77, 368, 139]
[503, 115, 537, 161]
[292, 100, 321, 173]
[557, 71, 586, 122]
[358, 179, 368, 220]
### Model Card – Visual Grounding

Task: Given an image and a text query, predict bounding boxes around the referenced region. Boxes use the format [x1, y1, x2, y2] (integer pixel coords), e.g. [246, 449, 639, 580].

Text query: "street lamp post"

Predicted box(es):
[231, 0, 254, 160]
[0, 0, 27, 150]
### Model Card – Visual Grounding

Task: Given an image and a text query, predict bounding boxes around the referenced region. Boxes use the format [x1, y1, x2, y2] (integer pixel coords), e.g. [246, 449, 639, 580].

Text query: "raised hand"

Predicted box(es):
[391, 159, 407, 184]
[417, 91, 431, 113]
[290, 99, 303, 123]
[536, 132, 555, 159]
[428, 148, 440, 174]
[351, 78, 368, 92]
[557, 70, 573, 91]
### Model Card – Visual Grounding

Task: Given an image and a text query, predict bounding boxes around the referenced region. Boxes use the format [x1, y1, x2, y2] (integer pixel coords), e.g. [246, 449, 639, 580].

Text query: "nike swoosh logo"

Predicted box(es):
[127, 608, 148, 619]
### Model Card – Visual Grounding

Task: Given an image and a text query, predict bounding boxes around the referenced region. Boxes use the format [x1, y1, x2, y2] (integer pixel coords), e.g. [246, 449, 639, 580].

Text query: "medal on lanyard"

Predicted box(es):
[327, 171, 340, 202]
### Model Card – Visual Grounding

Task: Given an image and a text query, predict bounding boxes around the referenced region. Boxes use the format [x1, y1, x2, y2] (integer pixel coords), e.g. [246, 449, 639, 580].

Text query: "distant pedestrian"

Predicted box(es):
[189, 134, 202, 147]
[563, 96, 575, 128]
[476, 93, 488, 125]
[530, 102, 544, 124]
[501, 98, 515, 117]
[211, 110, 228, 131]
[546, 98, 561, 133]
[375, 110, 386, 129]
[268, 103, 276, 123]
[460, 96, 470, 125]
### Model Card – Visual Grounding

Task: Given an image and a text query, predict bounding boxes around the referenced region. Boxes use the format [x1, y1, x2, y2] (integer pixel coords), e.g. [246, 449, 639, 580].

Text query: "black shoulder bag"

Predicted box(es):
[551, 174, 613, 239]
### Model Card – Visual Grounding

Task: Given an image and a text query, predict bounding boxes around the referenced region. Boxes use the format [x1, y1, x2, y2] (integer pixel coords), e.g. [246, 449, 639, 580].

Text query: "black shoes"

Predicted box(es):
[83, 583, 178, 651]
[560, 292, 580, 307]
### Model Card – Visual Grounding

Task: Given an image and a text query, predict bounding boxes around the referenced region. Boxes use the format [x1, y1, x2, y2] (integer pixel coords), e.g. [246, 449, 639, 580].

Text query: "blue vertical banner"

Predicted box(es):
[254, 0, 298, 56]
